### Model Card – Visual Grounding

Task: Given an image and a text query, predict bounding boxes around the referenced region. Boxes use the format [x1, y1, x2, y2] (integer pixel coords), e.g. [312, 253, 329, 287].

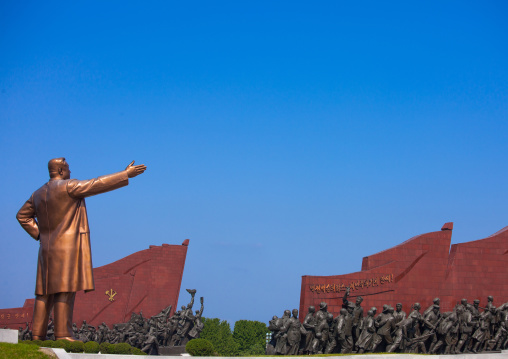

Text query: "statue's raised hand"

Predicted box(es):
[126, 160, 147, 178]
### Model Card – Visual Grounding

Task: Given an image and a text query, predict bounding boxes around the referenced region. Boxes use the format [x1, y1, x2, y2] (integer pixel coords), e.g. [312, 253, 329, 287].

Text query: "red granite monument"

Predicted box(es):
[0, 240, 189, 330]
[300, 223, 508, 317]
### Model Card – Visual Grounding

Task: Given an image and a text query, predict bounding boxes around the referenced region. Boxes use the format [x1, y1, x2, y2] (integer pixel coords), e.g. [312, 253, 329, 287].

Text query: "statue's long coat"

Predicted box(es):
[16, 171, 129, 295]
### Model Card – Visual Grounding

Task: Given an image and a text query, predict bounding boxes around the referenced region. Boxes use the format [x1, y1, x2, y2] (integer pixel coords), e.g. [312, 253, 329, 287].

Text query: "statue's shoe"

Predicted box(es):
[186, 289, 197, 295]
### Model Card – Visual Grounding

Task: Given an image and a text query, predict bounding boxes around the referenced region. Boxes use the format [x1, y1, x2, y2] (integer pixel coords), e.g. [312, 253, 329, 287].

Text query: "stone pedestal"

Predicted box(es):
[0, 328, 18, 344]
[159, 346, 188, 356]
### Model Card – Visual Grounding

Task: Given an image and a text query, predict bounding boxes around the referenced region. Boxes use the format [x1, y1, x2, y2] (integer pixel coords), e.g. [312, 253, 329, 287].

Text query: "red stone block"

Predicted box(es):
[0, 241, 189, 329]
[300, 223, 508, 319]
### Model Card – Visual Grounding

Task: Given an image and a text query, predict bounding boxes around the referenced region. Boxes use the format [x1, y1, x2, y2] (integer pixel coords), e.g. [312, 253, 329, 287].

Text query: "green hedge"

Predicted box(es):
[53, 340, 68, 349]
[113, 343, 132, 354]
[65, 340, 85, 353]
[186, 338, 216, 356]
[99, 341, 112, 354]
[84, 341, 100, 353]
[130, 346, 146, 355]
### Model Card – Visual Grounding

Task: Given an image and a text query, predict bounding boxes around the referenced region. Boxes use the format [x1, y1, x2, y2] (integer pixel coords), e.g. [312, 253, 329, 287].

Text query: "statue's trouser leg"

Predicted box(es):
[341, 336, 353, 353]
[32, 294, 55, 340]
[388, 330, 402, 353]
[324, 338, 336, 354]
[54, 292, 76, 340]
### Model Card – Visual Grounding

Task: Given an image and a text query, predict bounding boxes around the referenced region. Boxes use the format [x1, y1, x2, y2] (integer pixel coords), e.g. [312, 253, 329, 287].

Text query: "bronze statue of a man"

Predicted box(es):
[16, 158, 146, 341]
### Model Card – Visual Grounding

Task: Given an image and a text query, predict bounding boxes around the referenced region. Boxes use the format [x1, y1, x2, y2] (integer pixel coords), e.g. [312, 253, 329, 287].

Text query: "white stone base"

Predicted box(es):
[0, 328, 18, 344]
[42, 349, 508, 359]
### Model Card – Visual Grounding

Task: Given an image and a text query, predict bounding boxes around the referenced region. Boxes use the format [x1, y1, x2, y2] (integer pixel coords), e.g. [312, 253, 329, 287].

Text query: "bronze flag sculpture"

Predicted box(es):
[16, 158, 147, 341]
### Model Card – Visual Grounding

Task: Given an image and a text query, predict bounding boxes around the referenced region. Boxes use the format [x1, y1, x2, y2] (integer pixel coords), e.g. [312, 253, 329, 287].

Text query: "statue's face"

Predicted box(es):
[396, 304, 402, 311]
[59, 162, 71, 179]
[292, 309, 298, 317]
[356, 297, 363, 305]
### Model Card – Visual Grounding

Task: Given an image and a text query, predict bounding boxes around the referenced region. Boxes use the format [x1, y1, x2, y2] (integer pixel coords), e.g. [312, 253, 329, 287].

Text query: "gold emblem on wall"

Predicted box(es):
[106, 289, 117, 302]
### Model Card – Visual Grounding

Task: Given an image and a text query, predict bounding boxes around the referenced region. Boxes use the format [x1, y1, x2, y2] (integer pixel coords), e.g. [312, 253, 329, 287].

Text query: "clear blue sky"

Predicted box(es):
[1, 0, 507, 325]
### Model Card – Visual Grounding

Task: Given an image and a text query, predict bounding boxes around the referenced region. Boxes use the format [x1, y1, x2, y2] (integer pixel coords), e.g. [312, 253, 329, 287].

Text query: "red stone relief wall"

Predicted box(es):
[0, 241, 189, 330]
[300, 223, 508, 320]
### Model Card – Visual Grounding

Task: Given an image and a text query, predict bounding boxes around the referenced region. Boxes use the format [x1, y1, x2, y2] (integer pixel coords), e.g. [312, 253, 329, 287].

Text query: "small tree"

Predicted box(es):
[200, 318, 239, 356]
[233, 320, 268, 355]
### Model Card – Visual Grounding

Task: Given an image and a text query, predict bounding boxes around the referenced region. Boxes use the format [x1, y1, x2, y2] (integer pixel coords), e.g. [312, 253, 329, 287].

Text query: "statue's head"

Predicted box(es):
[319, 302, 328, 311]
[413, 303, 421, 311]
[347, 302, 355, 314]
[48, 158, 70, 179]
[340, 308, 347, 316]
[490, 306, 497, 314]
[382, 304, 389, 313]
[473, 299, 480, 308]
[367, 310, 374, 317]
[308, 306, 315, 313]
[370, 307, 377, 315]
[388, 306, 394, 314]
[461, 298, 467, 306]
[396, 303, 402, 312]
[433, 297, 440, 305]
[326, 312, 333, 322]
[292, 309, 299, 318]
[356, 296, 363, 305]
[488, 296, 494, 302]
[283, 309, 291, 318]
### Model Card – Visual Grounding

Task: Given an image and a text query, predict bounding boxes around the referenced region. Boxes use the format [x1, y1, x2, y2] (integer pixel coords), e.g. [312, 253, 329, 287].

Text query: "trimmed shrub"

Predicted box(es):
[53, 340, 68, 349]
[41, 340, 55, 347]
[186, 338, 215, 356]
[99, 341, 112, 354]
[84, 340, 100, 353]
[65, 340, 85, 353]
[112, 342, 132, 354]
[130, 346, 146, 355]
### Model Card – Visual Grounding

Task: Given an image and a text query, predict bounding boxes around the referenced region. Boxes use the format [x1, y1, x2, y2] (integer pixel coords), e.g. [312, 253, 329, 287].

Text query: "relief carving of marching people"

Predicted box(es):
[266, 290, 508, 355]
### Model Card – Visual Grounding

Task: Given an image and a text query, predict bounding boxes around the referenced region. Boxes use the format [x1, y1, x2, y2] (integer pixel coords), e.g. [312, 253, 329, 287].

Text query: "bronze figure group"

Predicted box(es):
[18, 289, 204, 355]
[267, 289, 508, 355]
